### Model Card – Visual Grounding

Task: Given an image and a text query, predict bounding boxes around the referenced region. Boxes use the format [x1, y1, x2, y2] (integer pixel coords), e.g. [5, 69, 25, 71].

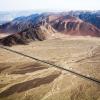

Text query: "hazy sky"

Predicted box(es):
[0, 0, 100, 11]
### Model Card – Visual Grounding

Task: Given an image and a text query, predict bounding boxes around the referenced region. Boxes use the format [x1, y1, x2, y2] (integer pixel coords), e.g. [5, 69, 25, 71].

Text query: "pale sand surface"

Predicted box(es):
[0, 37, 100, 100]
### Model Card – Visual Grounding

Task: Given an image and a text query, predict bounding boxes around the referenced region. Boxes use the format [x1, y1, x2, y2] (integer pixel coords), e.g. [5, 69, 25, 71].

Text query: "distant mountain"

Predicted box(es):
[67, 11, 100, 29]
[0, 11, 100, 46]
[51, 15, 100, 37]
[0, 14, 40, 33]
[0, 10, 42, 25]
[0, 12, 13, 25]
[0, 10, 100, 28]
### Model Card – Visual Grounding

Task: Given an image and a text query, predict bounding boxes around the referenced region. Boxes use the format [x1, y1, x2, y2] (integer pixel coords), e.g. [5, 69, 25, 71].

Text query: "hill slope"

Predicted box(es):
[51, 15, 100, 37]
[0, 26, 46, 46]
[0, 13, 100, 46]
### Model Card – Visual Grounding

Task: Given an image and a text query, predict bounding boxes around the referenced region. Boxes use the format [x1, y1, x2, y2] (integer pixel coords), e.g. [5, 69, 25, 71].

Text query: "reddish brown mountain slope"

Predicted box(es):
[51, 15, 100, 37]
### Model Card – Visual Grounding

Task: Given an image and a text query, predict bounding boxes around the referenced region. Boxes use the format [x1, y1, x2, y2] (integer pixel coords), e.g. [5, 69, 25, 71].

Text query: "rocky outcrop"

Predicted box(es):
[0, 26, 46, 46]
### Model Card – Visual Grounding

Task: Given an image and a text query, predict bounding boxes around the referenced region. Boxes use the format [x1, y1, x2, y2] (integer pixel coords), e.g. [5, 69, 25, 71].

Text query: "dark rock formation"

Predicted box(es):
[0, 26, 46, 46]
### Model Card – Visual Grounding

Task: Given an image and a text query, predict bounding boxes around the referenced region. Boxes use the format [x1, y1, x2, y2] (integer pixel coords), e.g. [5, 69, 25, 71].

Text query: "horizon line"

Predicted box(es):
[0, 9, 100, 12]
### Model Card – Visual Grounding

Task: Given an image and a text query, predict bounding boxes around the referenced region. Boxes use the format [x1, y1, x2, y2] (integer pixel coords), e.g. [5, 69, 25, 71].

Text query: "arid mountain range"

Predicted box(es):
[0, 11, 100, 100]
[0, 11, 100, 46]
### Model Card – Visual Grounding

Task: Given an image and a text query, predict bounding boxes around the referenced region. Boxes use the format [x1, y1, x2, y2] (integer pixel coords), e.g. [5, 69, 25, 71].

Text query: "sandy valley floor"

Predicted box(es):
[0, 37, 100, 100]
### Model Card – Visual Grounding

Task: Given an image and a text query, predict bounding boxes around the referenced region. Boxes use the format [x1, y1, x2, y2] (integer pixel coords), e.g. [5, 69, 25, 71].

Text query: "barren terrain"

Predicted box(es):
[0, 37, 100, 100]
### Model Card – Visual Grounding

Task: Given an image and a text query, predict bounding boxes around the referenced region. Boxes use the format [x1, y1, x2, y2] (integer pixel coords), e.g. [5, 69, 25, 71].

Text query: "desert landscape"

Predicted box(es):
[0, 4, 100, 100]
[0, 36, 100, 100]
